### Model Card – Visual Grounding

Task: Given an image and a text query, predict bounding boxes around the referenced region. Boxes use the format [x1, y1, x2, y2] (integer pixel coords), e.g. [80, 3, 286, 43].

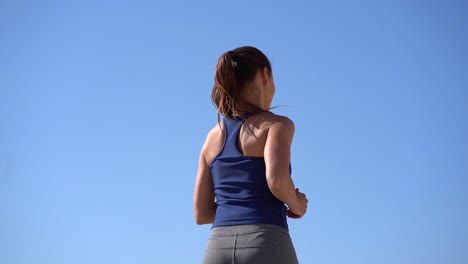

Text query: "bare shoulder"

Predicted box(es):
[252, 111, 295, 131]
[206, 121, 223, 142]
[201, 122, 224, 163]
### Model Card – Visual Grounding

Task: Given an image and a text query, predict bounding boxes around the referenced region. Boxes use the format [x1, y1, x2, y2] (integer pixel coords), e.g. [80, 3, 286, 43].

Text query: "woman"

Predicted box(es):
[193, 46, 308, 264]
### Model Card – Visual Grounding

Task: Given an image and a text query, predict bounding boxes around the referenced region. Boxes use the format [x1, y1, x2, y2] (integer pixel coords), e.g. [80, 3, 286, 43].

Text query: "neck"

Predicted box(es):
[238, 86, 269, 112]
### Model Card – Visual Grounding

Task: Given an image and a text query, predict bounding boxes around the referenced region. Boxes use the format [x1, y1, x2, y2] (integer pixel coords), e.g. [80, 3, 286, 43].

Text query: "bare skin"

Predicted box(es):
[193, 68, 308, 224]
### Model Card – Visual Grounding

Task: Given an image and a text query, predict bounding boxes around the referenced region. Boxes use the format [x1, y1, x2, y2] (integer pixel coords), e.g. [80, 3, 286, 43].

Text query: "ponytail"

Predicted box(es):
[211, 52, 238, 121]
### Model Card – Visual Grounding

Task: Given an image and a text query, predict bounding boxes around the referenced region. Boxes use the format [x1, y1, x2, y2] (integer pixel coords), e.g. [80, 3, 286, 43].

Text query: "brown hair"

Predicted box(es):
[211, 46, 272, 121]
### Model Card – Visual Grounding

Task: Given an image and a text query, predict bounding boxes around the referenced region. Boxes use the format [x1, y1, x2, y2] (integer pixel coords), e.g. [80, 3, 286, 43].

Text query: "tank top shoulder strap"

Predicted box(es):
[219, 116, 244, 157]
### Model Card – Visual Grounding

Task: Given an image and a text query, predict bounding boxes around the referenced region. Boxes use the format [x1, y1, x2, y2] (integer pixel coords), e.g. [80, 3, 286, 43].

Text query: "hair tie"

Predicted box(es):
[225, 51, 239, 68]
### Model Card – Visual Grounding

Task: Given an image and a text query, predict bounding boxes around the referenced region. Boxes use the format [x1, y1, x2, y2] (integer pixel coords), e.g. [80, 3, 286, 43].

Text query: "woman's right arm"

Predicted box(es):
[264, 116, 307, 217]
[193, 141, 217, 225]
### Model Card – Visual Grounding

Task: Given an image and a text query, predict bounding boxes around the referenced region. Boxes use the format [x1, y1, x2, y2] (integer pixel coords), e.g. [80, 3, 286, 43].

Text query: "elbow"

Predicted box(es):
[193, 209, 214, 225]
[193, 212, 203, 225]
[266, 168, 290, 191]
[195, 218, 208, 225]
[194, 215, 212, 225]
[267, 176, 283, 193]
[193, 211, 203, 225]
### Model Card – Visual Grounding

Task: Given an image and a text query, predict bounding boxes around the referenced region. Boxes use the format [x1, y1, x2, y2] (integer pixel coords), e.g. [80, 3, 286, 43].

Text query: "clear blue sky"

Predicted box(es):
[1, 1, 467, 263]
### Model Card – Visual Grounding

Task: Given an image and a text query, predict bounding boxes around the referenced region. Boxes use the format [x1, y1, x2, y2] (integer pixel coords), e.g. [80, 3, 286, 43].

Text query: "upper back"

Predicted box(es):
[204, 111, 285, 164]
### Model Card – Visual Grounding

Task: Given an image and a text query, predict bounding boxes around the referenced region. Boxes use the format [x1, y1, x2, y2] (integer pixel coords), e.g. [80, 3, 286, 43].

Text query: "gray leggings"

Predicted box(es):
[202, 224, 299, 264]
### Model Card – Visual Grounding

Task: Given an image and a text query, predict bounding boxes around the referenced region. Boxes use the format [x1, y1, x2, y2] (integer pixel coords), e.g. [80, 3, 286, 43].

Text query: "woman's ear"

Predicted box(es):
[261, 67, 270, 86]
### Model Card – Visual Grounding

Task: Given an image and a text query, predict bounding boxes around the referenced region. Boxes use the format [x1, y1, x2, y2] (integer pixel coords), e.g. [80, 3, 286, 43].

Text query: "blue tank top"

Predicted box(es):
[210, 115, 288, 229]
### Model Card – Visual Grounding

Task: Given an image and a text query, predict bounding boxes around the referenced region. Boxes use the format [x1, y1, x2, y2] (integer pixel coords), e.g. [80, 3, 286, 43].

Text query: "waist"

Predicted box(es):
[213, 203, 288, 229]
[211, 223, 290, 235]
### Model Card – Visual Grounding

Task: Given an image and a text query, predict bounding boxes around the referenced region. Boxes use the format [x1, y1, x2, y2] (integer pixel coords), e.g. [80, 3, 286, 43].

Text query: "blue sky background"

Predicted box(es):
[1, 1, 467, 263]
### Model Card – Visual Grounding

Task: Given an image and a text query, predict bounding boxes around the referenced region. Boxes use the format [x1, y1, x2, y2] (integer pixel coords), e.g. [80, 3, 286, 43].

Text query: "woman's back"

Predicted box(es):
[204, 111, 289, 164]
[208, 112, 291, 229]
